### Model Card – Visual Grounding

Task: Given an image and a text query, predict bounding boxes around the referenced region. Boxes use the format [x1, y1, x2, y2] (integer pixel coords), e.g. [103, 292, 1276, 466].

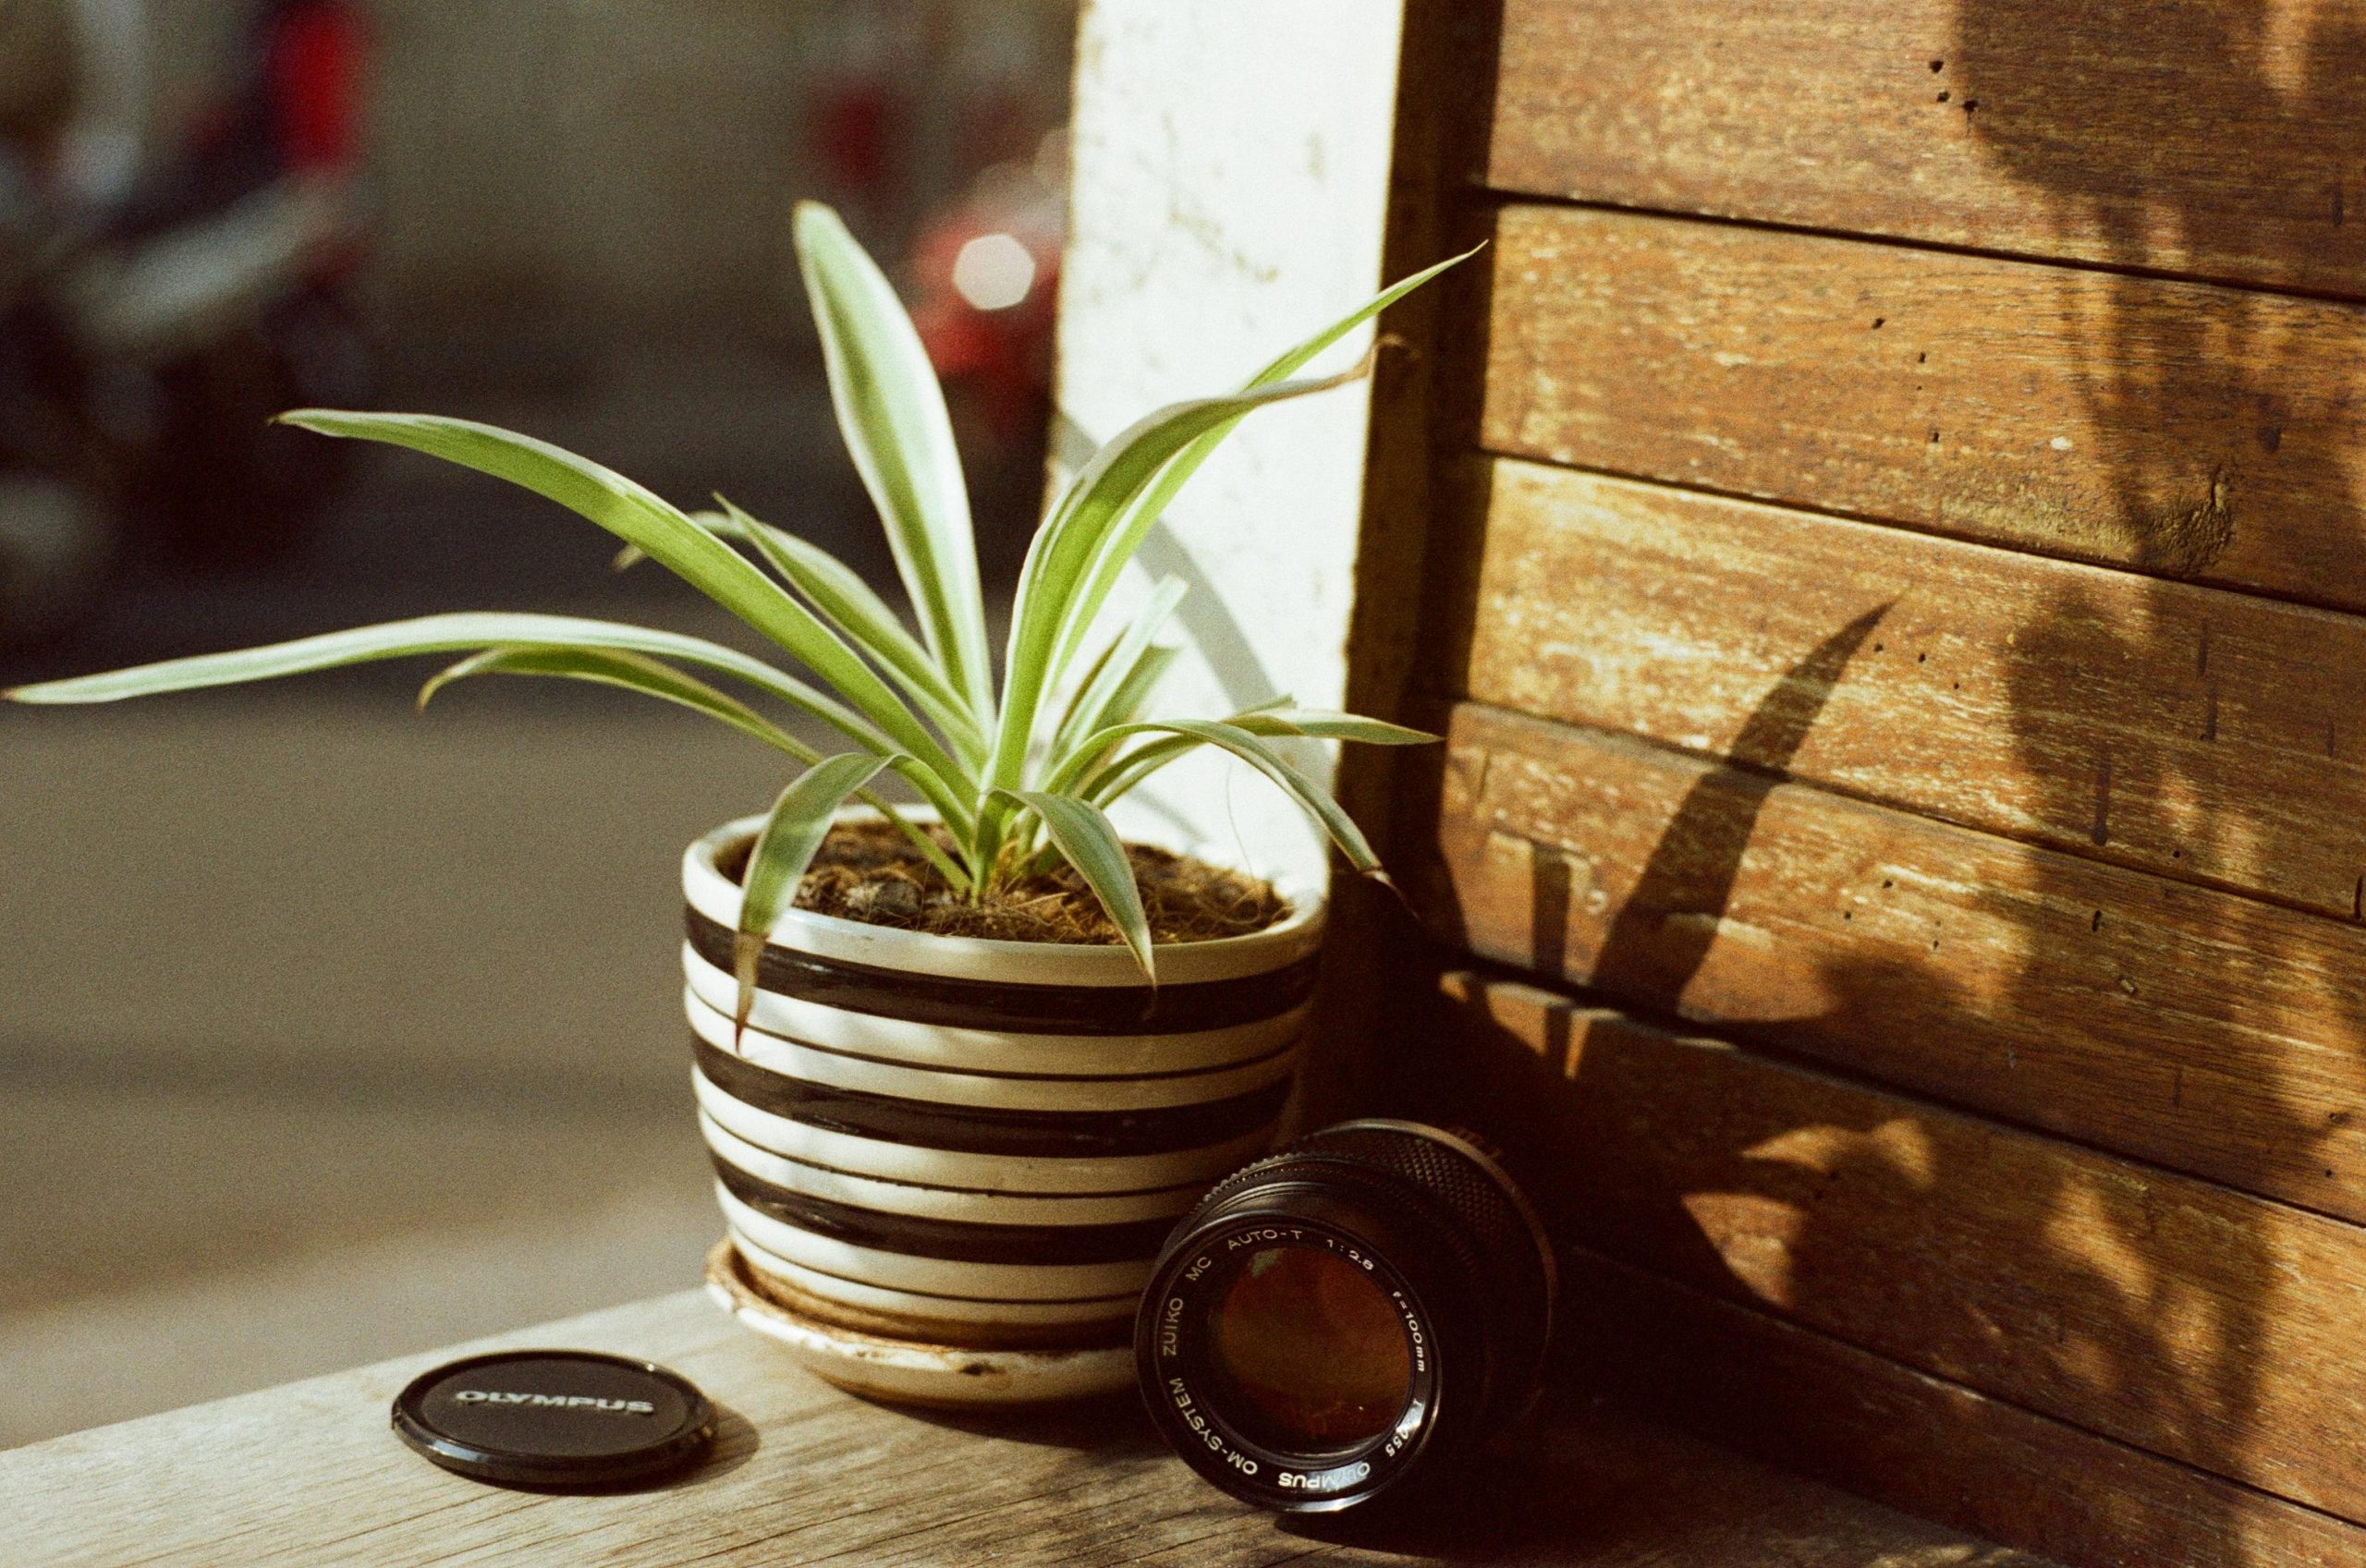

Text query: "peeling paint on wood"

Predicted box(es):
[1414, 702, 2366, 1225]
[1439, 973, 2366, 1525]
[1488, 0, 2366, 300]
[1557, 1246, 2366, 1568]
[1475, 207, 2366, 612]
[1446, 458, 2366, 922]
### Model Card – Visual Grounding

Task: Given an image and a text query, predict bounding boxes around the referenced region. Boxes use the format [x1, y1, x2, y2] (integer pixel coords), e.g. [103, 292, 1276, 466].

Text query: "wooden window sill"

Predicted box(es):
[5, 1289, 2054, 1564]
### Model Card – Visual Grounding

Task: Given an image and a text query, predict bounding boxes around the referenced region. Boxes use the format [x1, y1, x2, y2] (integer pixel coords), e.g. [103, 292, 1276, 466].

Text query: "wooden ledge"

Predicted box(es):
[4, 1290, 2055, 1565]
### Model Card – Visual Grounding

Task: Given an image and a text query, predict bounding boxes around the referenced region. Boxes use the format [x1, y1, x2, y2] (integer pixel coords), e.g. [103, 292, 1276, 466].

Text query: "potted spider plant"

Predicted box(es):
[8, 204, 1464, 1405]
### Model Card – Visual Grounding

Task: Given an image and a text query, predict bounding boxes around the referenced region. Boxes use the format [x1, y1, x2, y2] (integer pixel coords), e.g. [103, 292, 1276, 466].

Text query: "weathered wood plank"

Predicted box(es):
[1434, 970, 2366, 1525]
[0, 1289, 2052, 1566]
[1556, 1245, 2366, 1568]
[1413, 701, 2366, 1222]
[1446, 456, 2366, 921]
[1474, 205, 2366, 612]
[1487, 0, 2366, 299]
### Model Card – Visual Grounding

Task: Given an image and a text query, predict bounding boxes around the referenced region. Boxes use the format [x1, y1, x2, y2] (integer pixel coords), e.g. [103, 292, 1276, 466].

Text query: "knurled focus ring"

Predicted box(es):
[1287, 1124, 1543, 1290]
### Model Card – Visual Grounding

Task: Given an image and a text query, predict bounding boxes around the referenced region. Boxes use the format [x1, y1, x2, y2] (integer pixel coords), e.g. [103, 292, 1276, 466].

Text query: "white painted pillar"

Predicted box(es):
[1051, 0, 1408, 885]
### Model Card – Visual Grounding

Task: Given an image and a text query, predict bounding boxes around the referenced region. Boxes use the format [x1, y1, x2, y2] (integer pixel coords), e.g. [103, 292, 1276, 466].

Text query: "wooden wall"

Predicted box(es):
[1355, 2, 2366, 1562]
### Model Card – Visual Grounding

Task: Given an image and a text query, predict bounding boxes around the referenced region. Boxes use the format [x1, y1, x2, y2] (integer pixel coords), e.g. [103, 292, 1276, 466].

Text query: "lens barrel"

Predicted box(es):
[1134, 1120, 1555, 1512]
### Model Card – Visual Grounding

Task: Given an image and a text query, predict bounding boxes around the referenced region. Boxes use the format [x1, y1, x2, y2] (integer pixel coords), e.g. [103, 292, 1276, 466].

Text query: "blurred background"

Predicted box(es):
[0, 0, 1075, 1444]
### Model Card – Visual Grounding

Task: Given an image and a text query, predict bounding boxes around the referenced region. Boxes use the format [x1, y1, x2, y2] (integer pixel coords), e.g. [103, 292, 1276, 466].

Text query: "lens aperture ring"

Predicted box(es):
[1139, 1206, 1442, 1510]
[1136, 1121, 1556, 1513]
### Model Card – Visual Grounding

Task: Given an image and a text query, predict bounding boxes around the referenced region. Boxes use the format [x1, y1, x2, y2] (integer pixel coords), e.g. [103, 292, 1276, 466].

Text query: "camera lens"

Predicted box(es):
[1203, 1244, 1412, 1452]
[1135, 1120, 1555, 1512]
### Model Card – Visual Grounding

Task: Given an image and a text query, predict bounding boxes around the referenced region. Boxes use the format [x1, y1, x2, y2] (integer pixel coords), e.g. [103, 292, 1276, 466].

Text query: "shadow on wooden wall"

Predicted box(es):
[1372, 1, 2366, 1560]
[1953, 2, 2366, 1550]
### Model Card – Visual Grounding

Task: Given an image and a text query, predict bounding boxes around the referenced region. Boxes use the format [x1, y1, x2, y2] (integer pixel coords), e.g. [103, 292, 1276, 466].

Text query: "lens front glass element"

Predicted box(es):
[1202, 1245, 1412, 1453]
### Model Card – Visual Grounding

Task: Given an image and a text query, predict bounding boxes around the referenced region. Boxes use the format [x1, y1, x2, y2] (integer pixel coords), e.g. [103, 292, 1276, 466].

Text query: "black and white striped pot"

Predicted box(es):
[684, 808, 1324, 1405]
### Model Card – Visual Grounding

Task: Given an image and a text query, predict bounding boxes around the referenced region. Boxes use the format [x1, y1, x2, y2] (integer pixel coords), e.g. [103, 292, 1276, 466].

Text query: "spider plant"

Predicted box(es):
[8, 203, 1469, 1019]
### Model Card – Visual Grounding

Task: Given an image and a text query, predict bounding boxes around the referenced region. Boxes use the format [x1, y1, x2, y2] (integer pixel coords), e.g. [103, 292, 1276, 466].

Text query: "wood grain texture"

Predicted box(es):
[1555, 1244, 2366, 1568]
[0, 1289, 2055, 1567]
[1435, 971, 2366, 1525]
[1475, 205, 2366, 611]
[1413, 701, 2366, 1222]
[1446, 456, 2366, 921]
[1487, 0, 2366, 299]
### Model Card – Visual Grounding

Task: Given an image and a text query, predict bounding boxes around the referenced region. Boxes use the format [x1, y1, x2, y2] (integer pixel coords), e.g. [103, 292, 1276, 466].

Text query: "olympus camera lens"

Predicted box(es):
[1135, 1120, 1555, 1512]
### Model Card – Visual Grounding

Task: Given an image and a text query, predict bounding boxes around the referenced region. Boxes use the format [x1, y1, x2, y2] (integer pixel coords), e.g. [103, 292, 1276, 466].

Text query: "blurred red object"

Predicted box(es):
[908, 158, 1063, 442]
[267, 1, 370, 176]
[811, 80, 897, 197]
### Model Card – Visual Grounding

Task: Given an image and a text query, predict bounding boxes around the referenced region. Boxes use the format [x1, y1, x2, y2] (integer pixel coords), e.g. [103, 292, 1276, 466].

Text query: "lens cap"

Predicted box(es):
[391, 1349, 714, 1489]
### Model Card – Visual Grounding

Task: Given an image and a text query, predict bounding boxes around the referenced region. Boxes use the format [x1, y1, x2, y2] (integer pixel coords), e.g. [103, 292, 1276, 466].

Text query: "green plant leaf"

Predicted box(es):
[1050, 243, 1485, 678]
[736, 753, 899, 1032]
[994, 788, 1153, 981]
[10, 612, 850, 726]
[1057, 718, 1387, 875]
[1241, 245, 1487, 388]
[632, 496, 985, 764]
[1042, 644, 1185, 821]
[1047, 576, 1185, 766]
[1, 611, 978, 837]
[1015, 636, 1181, 871]
[419, 645, 823, 760]
[1077, 734, 1198, 808]
[794, 202, 994, 721]
[1052, 705, 1429, 799]
[1081, 707, 1434, 808]
[1230, 709, 1438, 746]
[1097, 642, 1182, 735]
[981, 248, 1481, 867]
[977, 360, 1374, 872]
[412, 645, 970, 892]
[273, 410, 973, 816]
[708, 499, 986, 766]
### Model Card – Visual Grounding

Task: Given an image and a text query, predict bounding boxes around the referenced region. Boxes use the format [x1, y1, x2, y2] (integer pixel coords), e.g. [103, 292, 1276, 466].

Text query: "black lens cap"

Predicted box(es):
[391, 1349, 715, 1489]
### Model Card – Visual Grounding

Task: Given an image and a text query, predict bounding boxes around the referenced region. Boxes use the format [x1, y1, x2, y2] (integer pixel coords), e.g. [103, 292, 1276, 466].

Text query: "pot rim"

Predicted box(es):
[682, 805, 1327, 988]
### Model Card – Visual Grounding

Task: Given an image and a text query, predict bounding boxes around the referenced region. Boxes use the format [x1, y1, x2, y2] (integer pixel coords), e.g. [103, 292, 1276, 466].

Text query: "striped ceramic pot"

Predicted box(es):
[681, 808, 1323, 1403]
